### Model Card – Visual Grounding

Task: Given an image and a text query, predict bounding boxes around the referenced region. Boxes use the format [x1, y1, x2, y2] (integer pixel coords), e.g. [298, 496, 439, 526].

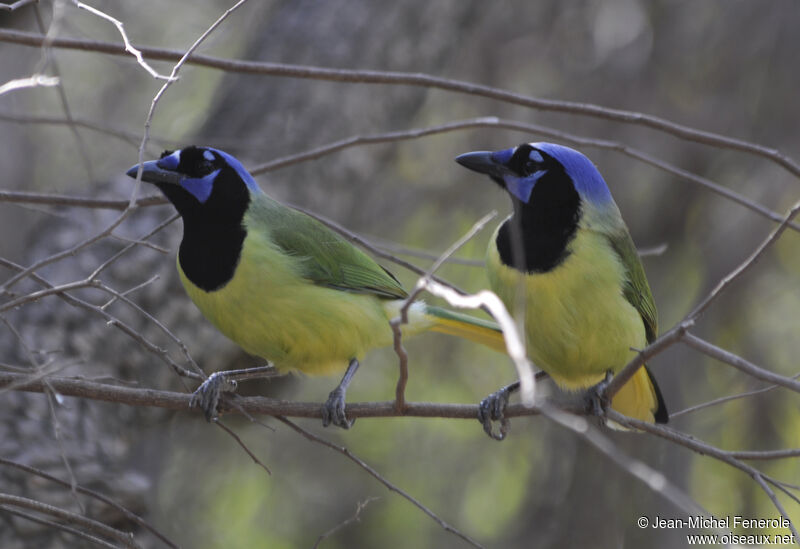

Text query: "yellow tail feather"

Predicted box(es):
[423, 306, 507, 354]
[610, 366, 663, 424]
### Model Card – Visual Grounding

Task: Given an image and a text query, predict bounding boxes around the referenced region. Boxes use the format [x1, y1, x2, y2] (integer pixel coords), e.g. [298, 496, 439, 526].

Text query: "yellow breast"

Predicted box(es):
[487, 226, 646, 389]
[178, 227, 395, 376]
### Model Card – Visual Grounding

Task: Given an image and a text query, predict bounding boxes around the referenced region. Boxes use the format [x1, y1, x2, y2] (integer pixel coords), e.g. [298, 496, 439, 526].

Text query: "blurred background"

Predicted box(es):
[1, 1, 799, 547]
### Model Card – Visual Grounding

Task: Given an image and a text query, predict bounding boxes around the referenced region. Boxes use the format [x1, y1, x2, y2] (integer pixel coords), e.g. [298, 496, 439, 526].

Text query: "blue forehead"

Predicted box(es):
[533, 143, 613, 205]
[158, 150, 180, 171]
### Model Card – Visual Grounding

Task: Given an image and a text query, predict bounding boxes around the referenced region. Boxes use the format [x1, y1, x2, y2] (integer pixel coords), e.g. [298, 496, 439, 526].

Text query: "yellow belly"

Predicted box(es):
[178, 229, 396, 376]
[488, 228, 646, 390]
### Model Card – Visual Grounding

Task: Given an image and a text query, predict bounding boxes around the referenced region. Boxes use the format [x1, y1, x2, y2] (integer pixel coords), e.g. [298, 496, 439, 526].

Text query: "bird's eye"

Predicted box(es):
[509, 144, 545, 177]
[522, 160, 538, 176]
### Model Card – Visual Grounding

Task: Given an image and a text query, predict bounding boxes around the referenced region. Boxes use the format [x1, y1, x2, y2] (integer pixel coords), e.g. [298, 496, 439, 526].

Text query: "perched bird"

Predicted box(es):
[127, 146, 505, 428]
[455, 143, 667, 432]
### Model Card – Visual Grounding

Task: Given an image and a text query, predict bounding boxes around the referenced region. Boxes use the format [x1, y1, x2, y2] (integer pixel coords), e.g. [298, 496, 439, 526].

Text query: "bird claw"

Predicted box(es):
[478, 386, 512, 441]
[189, 372, 238, 421]
[585, 371, 614, 419]
[321, 387, 354, 429]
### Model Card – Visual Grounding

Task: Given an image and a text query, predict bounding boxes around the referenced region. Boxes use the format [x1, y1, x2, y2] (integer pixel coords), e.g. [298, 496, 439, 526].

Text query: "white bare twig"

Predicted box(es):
[73, 1, 175, 81]
[419, 280, 536, 407]
[0, 74, 59, 96]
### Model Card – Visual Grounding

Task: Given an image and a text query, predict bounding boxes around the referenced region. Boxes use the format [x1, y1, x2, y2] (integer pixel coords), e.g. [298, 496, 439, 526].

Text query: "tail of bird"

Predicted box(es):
[422, 305, 507, 354]
[610, 365, 668, 425]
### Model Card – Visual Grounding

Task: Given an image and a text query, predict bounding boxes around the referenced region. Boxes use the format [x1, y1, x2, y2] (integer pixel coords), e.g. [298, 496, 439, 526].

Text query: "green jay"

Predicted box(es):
[456, 142, 667, 433]
[127, 146, 505, 428]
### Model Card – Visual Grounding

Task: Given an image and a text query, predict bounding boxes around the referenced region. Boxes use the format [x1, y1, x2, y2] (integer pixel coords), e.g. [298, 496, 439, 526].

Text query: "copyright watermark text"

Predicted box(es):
[636, 515, 795, 546]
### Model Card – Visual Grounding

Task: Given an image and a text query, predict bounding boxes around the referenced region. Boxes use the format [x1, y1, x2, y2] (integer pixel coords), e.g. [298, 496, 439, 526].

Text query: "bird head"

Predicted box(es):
[455, 142, 614, 209]
[126, 146, 261, 223]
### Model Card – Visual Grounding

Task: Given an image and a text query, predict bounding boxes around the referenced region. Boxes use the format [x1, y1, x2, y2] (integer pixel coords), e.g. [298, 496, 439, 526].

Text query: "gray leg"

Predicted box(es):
[321, 358, 360, 429]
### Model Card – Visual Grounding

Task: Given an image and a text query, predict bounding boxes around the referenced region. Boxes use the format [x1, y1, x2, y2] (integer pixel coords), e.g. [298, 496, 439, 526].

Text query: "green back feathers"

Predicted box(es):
[607, 229, 658, 343]
[246, 194, 408, 300]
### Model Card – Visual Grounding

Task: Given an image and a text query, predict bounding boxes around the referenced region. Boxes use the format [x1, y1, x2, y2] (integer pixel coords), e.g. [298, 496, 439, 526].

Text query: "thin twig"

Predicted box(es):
[687, 197, 800, 321]
[0, 506, 120, 549]
[312, 497, 378, 549]
[100, 274, 160, 311]
[32, 6, 94, 181]
[277, 417, 486, 549]
[0, 111, 154, 148]
[0, 257, 202, 381]
[0, 458, 178, 548]
[682, 333, 800, 393]
[213, 420, 272, 475]
[672, 372, 800, 418]
[73, 1, 174, 81]
[539, 405, 716, 529]
[0, 493, 140, 548]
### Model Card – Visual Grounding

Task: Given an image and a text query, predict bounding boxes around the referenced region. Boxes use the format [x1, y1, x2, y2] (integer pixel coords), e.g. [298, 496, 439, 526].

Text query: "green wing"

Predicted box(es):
[607, 229, 658, 343]
[249, 195, 408, 300]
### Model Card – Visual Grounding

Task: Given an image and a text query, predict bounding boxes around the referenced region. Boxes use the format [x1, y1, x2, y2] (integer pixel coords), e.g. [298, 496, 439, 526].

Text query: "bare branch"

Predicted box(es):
[672, 371, 800, 418]
[0, 190, 166, 209]
[1, 29, 798, 179]
[0, 369, 541, 418]
[726, 449, 800, 461]
[0, 0, 37, 11]
[2, 115, 796, 234]
[682, 333, 800, 393]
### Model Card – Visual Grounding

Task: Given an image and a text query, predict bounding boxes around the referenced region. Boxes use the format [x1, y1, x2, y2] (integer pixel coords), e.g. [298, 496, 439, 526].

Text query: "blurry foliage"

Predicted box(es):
[1, 0, 799, 547]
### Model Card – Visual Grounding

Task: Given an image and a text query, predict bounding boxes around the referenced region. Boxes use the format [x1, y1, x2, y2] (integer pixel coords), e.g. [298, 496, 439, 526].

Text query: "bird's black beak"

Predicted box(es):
[125, 160, 182, 185]
[455, 151, 506, 180]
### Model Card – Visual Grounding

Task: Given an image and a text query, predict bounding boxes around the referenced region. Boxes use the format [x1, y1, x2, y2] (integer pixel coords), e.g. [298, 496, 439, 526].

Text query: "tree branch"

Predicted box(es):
[1, 29, 798, 179]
